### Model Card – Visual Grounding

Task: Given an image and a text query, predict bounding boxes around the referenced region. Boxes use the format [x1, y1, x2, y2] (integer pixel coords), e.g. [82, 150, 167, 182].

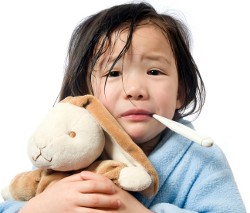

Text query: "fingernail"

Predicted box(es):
[80, 171, 87, 178]
[116, 199, 121, 208]
[112, 186, 116, 193]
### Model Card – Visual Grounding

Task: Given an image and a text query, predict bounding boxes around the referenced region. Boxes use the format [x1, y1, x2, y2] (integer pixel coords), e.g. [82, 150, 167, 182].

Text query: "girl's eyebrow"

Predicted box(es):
[100, 54, 123, 70]
[97, 53, 172, 70]
[95, 55, 114, 69]
[142, 54, 172, 66]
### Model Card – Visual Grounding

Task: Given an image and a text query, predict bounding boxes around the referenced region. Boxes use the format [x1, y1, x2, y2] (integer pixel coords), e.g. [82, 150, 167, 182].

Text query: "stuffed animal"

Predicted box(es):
[1, 95, 159, 201]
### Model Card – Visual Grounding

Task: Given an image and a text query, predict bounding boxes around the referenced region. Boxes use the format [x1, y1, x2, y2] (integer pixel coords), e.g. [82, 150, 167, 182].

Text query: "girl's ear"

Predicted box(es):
[176, 83, 185, 110]
[176, 98, 182, 110]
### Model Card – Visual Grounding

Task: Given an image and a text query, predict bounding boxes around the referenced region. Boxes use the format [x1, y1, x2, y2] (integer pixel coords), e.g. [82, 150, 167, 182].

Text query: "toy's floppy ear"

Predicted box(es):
[62, 95, 159, 197]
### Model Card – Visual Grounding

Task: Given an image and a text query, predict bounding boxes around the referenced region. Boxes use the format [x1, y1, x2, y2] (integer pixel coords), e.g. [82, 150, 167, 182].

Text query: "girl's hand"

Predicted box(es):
[19, 171, 120, 213]
[80, 171, 153, 213]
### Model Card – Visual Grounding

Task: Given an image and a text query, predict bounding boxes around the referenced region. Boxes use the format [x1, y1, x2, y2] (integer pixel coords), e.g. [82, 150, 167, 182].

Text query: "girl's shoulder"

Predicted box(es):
[152, 118, 230, 172]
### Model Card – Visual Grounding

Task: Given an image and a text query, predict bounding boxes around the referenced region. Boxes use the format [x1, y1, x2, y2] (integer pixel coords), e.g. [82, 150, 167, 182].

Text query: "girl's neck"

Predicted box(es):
[139, 132, 164, 156]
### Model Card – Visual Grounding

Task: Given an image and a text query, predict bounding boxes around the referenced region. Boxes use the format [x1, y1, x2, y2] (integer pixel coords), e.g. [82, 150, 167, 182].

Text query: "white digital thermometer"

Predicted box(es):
[153, 114, 214, 147]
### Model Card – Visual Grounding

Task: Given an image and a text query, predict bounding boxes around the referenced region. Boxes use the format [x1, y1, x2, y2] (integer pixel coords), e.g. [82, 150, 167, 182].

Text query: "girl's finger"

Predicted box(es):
[76, 193, 121, 209]
[79, 171, 116, 194]
[77, 179, 116, 194]
[58, 172, 116, 195]
[60, 172, 84, 182]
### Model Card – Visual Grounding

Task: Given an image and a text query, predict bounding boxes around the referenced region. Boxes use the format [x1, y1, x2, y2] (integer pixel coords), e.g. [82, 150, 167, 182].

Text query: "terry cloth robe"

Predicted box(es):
[0, 119, 246, 212]
[133, 120, 247, 212]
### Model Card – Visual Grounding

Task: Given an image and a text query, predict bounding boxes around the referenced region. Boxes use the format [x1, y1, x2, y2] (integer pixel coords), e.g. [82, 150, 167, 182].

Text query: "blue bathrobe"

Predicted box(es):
[134, 121, 246, 212]
[0, 120, 246, 213]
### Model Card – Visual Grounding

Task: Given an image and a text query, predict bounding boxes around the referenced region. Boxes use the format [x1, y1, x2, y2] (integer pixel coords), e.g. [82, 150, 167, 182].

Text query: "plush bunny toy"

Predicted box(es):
[1, 95, 159, 201]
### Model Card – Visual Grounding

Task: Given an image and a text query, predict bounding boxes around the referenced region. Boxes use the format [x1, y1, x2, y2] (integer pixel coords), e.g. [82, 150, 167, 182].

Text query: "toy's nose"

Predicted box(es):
[69, 131, 76, 138]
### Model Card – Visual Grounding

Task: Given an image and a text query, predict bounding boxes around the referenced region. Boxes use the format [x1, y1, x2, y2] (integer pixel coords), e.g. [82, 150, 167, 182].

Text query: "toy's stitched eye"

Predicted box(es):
[69, 131, 76, 138]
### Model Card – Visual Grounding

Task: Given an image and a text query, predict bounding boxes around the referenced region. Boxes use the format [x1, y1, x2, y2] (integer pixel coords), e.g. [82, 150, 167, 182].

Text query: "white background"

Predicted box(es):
[0, 0, 249, 210]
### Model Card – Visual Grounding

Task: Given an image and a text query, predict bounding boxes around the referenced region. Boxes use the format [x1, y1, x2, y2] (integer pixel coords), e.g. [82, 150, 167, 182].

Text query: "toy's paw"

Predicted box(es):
[1, 185, 14, 201]
[118, 167, 152, 191]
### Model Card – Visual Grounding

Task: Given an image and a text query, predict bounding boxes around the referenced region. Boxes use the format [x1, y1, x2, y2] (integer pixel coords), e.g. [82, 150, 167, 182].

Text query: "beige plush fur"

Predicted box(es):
[1, 95, 159, 201]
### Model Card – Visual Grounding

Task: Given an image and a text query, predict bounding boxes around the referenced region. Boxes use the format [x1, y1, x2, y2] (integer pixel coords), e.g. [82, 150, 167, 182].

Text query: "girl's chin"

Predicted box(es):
[119, 122, 165, 143]
[127, 131, 155, 144]
[125, 127, 165, 145]
[126, 132, 147, 144]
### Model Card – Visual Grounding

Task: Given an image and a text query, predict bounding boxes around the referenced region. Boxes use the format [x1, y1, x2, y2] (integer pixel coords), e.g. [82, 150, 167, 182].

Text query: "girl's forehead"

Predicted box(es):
[96, 21, 166, 48]
[93, 24, 174, 71]
[116, 22, 166, 41]
[97, 23, 169, 55]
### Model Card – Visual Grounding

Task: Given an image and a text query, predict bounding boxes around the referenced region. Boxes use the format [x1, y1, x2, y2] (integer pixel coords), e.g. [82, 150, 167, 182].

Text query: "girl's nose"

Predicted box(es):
[123, 79, 148, 100]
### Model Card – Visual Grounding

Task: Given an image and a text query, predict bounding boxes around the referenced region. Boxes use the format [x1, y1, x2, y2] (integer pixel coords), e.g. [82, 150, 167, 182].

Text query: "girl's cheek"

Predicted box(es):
[91, 76, 103, 96]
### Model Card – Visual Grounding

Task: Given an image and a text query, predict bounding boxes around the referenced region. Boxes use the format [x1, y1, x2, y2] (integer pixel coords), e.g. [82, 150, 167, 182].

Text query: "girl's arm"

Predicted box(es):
[149, 166, 246, 213]
[1, 171, 152, 213]
[147, 143, 247, 213]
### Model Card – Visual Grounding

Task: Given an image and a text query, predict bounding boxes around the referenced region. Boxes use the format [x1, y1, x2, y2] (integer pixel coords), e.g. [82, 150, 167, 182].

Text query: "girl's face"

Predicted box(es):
[91, 24, 182, 145]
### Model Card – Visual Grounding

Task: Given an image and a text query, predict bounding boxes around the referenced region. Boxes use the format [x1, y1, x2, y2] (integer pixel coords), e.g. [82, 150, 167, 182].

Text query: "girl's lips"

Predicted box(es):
[120, 109, 153, 121]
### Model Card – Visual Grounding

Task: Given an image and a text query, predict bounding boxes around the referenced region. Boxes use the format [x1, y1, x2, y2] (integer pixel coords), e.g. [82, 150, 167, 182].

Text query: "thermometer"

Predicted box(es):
[153, 114, 214, 147]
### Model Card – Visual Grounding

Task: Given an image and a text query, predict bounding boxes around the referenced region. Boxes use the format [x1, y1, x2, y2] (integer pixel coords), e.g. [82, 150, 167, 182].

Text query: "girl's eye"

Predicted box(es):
[108, 70, 121, 77]
[147, 69, 162, 75]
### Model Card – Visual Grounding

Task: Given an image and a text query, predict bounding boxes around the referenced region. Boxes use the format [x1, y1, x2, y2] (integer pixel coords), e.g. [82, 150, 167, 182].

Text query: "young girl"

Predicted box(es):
[1, 2, 246, 213]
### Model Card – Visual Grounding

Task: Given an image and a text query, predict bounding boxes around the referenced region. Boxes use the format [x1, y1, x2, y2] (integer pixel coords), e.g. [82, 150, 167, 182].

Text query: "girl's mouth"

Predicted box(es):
[120, 109, 153, 121]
